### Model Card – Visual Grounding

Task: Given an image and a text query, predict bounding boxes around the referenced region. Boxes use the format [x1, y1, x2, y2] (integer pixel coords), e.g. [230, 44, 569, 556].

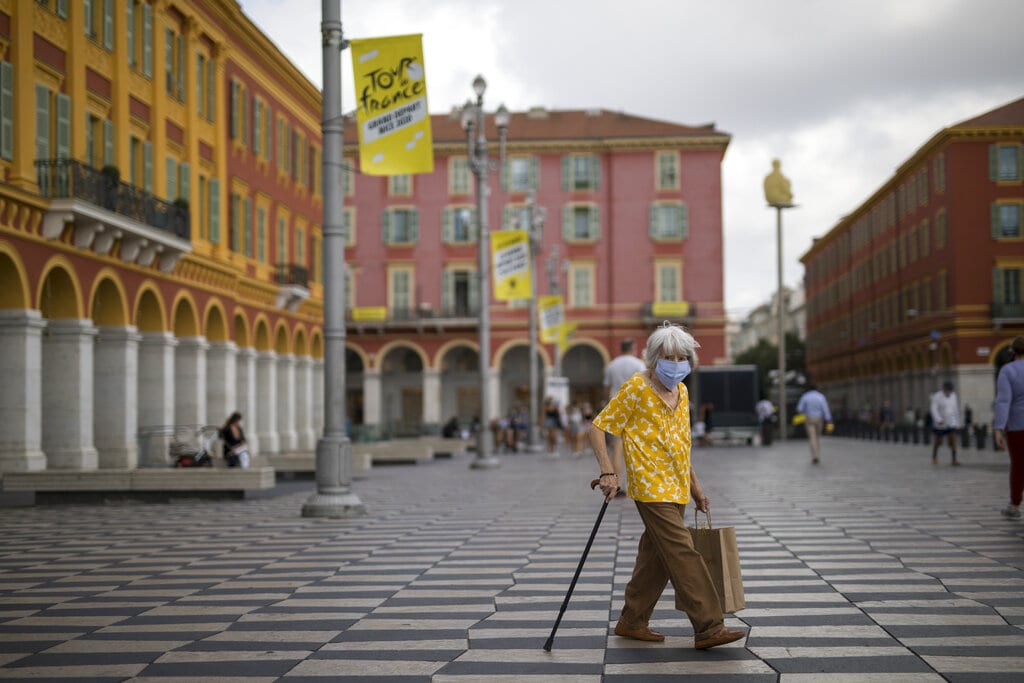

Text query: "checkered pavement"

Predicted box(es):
[1, 437, 1022, 681]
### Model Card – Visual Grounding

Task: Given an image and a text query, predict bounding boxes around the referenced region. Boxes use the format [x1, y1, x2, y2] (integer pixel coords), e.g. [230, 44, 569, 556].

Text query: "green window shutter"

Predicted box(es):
[410, 209, 420, 243]
[35, 84, 50, 161]
[244, 197, 253, 256]
[252, 99, 261, 155]
[501, 157, 509, 192]
[561, 156, 570, 191]
[141, 3, 152, 76]
[55, 93, 71, 159]
[84, 0, 93, 36]
[680, 203, 689, 239]
[994, 268, 1004, 304]
[257, 208, 266, 261]
[442, 270, 452, 312]
[102, 119, 114, 166]
[530, 156, 539, 190]
[195, 53, 203, 116]
[591, 155, 600, 190]
[264, 105, 272, 158]
[992, 203, 1001, 239]
[0, 62, 12, 160]
[165, 157, 176, 199]
[206, 59, 215, 122]
[562, 205, 572, 241]
[589, 205, 600, 240]
[56, 0, 67, 18]
[102, 0, 113, 49]
[469, 207, 479, 242]
[179, 161, 190, 201]
[277, 217, 285, 261]
[176, 35, 184, 99]
[382, 209, 392, 244]
[209, 177, 220, 243]
[164, 29, 173, 94]
[230, 81, 238, 139]
[442, 207, 453, 243]
[989, 144, 998, 181]
[126, 1, 135, 67]
[468, 270, 480, 312]
[648, 204, 657, 239]
[1018, 146, 1024, 181]
[142, 140, 152, 192]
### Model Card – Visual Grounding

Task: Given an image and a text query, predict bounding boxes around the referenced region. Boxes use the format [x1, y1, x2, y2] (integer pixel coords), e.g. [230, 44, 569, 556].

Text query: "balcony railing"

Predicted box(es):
[275, 263, 309, 288]
[346, 303, 480, 329]
[35, 159, 190, 241]
[992, 302, 1024, 320]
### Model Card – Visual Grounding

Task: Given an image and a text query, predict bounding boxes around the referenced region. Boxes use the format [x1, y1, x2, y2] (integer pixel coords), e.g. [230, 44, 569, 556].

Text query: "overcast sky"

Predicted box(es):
[244, 0, 1023, 319]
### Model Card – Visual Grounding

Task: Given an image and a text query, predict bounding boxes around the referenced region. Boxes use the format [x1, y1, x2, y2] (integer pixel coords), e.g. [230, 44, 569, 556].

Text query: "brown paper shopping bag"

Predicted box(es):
[688, 509, 745, 613]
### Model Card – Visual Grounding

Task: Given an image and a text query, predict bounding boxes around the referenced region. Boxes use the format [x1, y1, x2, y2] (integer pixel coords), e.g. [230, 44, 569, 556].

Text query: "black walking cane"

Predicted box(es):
[543, 479, 611, 652]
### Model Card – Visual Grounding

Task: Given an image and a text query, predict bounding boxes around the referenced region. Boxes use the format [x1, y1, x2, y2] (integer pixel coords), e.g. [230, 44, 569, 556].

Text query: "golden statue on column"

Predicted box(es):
[764, 159, 794, 206]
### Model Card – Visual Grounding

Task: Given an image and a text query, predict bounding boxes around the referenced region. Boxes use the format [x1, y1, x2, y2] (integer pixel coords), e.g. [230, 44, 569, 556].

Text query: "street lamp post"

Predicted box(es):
[764, 159, 796, 442]
[526, 191, 546, 452]
[302, 0, 364, 517]
[461, 75, 508, 470]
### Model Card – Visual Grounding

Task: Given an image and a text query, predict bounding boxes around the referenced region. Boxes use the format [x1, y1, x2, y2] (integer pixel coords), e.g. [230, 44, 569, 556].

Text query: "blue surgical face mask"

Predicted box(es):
[655, 358, 691, 387]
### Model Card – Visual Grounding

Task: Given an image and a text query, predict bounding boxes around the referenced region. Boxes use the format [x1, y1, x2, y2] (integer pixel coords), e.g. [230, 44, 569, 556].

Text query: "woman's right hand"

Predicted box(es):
[996, 429, 1007, 451]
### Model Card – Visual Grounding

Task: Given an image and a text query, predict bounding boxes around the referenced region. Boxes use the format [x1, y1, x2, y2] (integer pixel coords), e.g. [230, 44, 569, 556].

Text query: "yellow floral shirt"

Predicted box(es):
[592, 372, 692, 504]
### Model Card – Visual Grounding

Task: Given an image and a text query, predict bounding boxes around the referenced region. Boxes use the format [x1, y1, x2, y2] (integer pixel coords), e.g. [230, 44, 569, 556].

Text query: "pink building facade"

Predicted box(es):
[340, 108, 729, 439]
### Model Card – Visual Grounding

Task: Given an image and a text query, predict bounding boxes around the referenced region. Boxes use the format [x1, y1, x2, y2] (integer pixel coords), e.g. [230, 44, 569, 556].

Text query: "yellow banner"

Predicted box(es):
[652, 301, 690, 317]
[539, 295, 563, 343]
[491, 230, 531, 301]
[350, 34, 434, 176]
[352, 306, 387, 322]
[556, 322, 578, 353]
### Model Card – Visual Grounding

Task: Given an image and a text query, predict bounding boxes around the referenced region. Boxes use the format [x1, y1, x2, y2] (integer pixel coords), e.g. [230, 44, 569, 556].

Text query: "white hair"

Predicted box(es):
[643, 322, 700, 370]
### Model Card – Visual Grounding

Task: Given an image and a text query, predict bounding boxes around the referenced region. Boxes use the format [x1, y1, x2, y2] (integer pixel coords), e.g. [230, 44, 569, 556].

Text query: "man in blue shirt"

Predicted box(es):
[796, 384, 833, 464]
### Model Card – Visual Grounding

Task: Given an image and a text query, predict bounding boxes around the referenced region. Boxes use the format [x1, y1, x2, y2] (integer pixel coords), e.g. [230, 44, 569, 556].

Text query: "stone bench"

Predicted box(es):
[267, 451, 371, 475]
[415, 436, 470, 458]
[355, 440, 434, 466]
[1, 467, 276, 503]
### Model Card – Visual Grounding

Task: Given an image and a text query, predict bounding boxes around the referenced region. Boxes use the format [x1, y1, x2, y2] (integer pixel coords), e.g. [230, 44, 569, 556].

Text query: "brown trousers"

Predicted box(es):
[619, 501, 724, 641]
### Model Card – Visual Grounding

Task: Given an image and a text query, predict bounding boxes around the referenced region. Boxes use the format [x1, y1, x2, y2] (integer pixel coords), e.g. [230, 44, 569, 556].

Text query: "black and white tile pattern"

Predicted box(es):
[1, 437, 1022, 681]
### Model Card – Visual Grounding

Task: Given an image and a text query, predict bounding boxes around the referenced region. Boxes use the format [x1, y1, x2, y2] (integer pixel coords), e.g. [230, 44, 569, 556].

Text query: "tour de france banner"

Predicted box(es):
[349, 34, 434, 176]
[491, 230, 531, 301]
[539, 295, 564, 343]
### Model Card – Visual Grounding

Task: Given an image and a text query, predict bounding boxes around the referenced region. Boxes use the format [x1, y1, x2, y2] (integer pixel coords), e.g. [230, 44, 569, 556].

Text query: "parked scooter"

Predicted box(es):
[170, 425, 220, 468]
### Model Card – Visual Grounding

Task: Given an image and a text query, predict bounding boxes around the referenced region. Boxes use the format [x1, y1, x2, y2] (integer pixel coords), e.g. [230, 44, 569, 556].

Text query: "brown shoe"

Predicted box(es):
[694, 626, 746, 650]
[614, 622, 665, 642]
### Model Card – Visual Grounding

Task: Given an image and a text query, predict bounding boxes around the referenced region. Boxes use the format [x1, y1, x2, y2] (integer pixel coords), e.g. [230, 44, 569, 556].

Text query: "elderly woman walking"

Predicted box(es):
[588, 323, 746, 650]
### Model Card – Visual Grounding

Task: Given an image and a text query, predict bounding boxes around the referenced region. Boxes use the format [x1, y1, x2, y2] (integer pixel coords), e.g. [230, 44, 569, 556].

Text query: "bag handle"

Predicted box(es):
[693, 507, 713, 530]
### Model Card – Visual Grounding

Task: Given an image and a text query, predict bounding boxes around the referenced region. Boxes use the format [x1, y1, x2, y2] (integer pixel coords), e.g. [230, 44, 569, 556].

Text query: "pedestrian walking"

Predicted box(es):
[930, 380, 961, 466]
[994, 336, 1024, 520]
[588, 323, 746, 651]
[603, 338, 646, 496]
[796, 384, 833, 464]
[755, 397, 775, 446]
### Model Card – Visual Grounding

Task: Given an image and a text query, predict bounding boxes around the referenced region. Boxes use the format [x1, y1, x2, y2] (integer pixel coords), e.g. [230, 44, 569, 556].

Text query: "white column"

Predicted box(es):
[206, 341, 238, 426]
[256, 350, 279, 454]
[0, 310, 46, 472]
[312, 358, 324, 437]
[174, 337, 209, 427]
[138, 332, 177, 466]
[235, 347, 259, 455]
[363, 368, 382, 440]
[276, 353, 298, 452]
[42, 319, 99, 469]
[296, 356, 316, 450]
[423, 368, 442, 431]
[485, 367, 500, 424]
[94, 325, 140, 468]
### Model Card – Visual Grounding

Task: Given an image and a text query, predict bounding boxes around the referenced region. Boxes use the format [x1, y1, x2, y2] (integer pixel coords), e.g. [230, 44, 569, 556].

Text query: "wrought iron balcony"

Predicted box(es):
[34, 159, 192, 272]
[275, 263, 309, 288]
[992, 302, 1024, 321]
[36, 159, 190, 240]
[274, 263, 310, 312]
[346, 302, 480, 333]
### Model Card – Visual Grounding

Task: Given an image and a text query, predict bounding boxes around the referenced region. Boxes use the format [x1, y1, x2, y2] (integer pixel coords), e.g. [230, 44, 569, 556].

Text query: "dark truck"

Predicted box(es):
[694, 364, 759, 445]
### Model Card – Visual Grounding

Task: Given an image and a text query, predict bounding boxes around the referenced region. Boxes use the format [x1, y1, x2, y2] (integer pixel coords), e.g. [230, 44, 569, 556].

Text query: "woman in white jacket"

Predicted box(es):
[929, 381, 960, 466]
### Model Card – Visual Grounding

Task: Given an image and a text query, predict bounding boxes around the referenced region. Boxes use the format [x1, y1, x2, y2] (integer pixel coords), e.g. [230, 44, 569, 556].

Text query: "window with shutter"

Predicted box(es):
[0, 62, 12, 160]
[102, 0, 113, 49]
[209, 177, 220, 243]
[141, 3, 152, 76]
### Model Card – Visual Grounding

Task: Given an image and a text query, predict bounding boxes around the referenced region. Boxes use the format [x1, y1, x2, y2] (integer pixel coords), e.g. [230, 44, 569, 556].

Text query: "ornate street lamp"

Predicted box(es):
[764, 159, 796, 440]
[461, 75, 508, 469]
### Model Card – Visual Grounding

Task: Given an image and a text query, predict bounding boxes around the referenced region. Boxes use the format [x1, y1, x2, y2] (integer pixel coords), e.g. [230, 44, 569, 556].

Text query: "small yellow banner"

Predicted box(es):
[539, 295, 564, 343]
[492, 230, 531, 301]
[556, 322, 578, 353]
[352, 306, 387, 322]
[350, 34, 434, 176]
[652, 301, 690, 317]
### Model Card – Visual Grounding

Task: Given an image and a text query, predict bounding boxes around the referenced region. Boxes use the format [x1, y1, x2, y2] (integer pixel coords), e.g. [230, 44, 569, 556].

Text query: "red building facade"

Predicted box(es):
[801, 95, 1024, 427]
[341, 108, 730, 437]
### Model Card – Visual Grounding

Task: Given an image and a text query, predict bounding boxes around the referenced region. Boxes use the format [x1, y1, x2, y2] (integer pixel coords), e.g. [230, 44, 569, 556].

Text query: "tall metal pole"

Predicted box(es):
[302, 0, 365, 517]
[546, 246, 563, 376]
[775, 206, 787, 442]
[527, 192, 543, 452]
[468, 86, 498, 469]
